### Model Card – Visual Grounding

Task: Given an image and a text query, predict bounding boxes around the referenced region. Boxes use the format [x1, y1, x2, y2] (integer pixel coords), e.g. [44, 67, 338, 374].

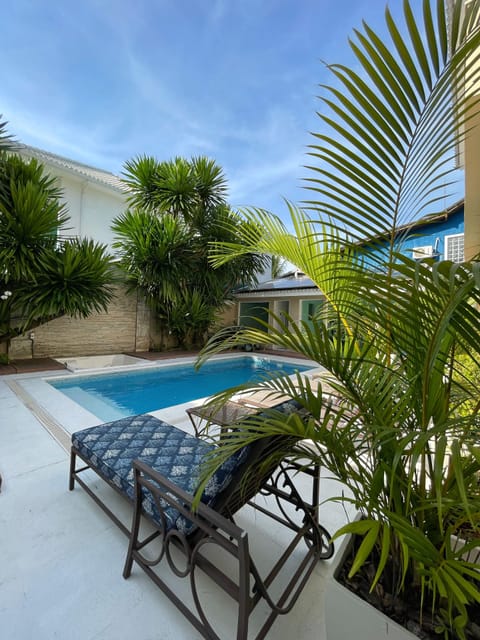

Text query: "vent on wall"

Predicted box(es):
[412, 245, 433, 260]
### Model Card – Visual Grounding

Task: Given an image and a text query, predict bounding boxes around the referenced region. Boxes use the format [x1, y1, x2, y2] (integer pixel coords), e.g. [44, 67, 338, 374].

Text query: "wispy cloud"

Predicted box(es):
[0, 0, 385, 218]
[1, 96, 128, 171]
[228, 152, 305, 208]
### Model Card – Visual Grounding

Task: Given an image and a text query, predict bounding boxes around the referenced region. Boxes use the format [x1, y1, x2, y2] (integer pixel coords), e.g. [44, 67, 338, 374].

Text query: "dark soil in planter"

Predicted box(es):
[338, 536, 480, 639]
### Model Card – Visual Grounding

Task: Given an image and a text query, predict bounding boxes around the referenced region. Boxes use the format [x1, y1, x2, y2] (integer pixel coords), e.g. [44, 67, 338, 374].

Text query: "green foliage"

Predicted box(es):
[0, 152, 116, 347]
[113, 156, 265, 348]
[122, 155, 228, 225]
[0, 155, 69, 281]
[17, 239, 116, 322]
[304, 0, 480, 268]
[159, 289, 219, 349]
[0, 116, 16, 153]
[196, 1, 480, 636]
[112, 209, 196, 303]
[452, 351, 480, 418]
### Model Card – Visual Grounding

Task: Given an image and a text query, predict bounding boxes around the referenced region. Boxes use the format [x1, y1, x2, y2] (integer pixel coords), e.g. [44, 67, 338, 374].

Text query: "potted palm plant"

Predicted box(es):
[195, 1, 480, 638]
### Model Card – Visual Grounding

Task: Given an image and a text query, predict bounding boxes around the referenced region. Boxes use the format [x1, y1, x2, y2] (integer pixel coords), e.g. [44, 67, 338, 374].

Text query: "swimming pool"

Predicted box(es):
[49, 355, 311, 422]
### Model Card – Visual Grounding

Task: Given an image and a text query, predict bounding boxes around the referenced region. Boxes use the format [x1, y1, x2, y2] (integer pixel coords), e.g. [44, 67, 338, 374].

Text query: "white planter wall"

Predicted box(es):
[325, 535, 417, 640]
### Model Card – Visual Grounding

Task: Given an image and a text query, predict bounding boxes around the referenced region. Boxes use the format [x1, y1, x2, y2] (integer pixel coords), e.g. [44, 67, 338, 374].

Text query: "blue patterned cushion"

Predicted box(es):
[72, 414, 249, 533]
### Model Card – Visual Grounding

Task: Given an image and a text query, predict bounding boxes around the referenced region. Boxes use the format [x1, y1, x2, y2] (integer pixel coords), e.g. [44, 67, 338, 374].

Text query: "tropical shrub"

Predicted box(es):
[0, 142, 116, 356]
[113, 156, 265, 348]
[196, 1, 480, 637]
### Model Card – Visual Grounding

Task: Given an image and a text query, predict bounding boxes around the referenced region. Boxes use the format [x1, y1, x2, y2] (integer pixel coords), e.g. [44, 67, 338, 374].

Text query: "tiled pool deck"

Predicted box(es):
[0, 355, 355, 640]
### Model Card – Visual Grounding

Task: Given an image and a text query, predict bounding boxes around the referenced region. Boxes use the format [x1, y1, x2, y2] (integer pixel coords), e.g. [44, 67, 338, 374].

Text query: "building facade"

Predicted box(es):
[17, 145, 126, 250]
[235, 202, 467, 337]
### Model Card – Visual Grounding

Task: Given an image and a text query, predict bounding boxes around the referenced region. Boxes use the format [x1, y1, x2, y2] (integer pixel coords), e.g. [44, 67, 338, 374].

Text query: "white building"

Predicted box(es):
[17, 144, 127, 251]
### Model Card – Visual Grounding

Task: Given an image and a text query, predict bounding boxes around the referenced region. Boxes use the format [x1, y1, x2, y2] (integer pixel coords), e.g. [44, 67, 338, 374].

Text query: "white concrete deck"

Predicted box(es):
[0, 367, 355, 640]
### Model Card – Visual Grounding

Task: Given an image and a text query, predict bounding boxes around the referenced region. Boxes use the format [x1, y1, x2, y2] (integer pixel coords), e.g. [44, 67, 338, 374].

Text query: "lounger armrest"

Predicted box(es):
[131, 458, 246, 540]
[125, 459, 252, 640]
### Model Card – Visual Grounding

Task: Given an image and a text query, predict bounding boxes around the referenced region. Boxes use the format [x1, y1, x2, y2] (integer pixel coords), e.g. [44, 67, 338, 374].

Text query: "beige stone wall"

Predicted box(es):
[9, 285, 151, 359]
[217, 301, 238, 327]
[9, 291, 241, 360]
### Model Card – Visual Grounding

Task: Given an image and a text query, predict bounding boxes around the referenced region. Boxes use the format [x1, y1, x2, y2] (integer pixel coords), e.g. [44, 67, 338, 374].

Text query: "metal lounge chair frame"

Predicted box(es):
[69, 407, 333, 639]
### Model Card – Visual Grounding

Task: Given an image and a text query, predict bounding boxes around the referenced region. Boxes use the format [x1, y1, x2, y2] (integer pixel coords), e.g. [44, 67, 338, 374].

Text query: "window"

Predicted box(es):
[444, 233, 464, 262]
[238, 302, 269, 332]
[301, 299, 324, 330]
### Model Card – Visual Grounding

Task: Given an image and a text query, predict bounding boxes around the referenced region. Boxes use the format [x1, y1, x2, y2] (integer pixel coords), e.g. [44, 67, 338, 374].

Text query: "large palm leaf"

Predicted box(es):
[0, 154, 70, 285]
[15, 239, 116, 328]
[112, 209, 196, 304]
[303, 0, 480, 264]
[197, 1, 480, 633]
[121, 155, 229, 225]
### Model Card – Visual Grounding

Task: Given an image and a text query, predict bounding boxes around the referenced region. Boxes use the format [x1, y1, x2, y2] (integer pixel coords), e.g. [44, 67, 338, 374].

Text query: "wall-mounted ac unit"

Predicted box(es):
[412, 245, 433, 259]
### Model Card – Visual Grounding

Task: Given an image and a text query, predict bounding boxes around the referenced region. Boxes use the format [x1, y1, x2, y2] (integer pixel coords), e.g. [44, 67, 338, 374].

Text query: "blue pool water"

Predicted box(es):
[49, 356, 310, 422]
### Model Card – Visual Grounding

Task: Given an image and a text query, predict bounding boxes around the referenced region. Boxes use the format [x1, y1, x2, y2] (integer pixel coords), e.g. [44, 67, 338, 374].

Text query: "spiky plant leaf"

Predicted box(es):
[304, 0, 480, 264]
[195, 1, 480, 632]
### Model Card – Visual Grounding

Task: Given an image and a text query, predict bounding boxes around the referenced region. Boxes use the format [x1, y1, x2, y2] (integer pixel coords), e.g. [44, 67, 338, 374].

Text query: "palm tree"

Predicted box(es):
[0, 116, 16, 152]
[121, 155, 228, 227]
[113, 156, 264, 348]
[196, 1, 480, 636]
[0, 152, 116, 356]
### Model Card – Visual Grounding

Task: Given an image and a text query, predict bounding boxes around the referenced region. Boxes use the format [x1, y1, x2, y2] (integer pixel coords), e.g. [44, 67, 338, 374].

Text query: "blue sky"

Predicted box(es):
[2, 1, 460, 218]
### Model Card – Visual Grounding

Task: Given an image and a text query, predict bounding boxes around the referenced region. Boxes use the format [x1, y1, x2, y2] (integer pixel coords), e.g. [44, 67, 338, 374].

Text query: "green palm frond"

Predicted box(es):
[112, 209, 196, 302]
[210, 203, 359, 297]
[208, 202, 365, 342]
[190, 156, 228, 210]
[196, 2, 480, 632]
[153, 157, 198, 218]
[121, 155, 229, 224]
[122, 155, 162, 211]
[0, 153, 116, 344]
[0, 155, 69, 281]
[19, 239, 115, 322]
[0, 154, 65, 208]
[113, 157, 265, 344]
[0, 116, 16, 153]
[304, 0, 480, 256]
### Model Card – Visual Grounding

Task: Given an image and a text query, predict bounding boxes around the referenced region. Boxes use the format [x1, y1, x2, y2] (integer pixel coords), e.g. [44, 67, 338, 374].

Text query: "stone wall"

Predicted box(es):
[8, 292, 239, 360]
[9, 285, 150, 359]
[218, 301, 238, 328]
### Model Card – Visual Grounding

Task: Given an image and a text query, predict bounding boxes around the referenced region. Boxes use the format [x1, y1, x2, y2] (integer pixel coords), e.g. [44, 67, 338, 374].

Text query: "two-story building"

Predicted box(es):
[17, 145, 126, 250]
[9, 145, 154, 360]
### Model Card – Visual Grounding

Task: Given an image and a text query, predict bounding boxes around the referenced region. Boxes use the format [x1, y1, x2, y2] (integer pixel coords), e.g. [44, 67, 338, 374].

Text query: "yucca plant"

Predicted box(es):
[195, 1, 480, 637]
[0, 152, 116, 352]
[113, 157, 265, 348]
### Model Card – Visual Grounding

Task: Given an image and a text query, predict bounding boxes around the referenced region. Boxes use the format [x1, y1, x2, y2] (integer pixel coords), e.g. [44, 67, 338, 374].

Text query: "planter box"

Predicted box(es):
[325, 534, 417, 640]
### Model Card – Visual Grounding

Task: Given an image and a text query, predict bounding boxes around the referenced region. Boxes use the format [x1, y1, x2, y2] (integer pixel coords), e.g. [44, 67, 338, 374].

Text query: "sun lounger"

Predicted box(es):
[69, 404, 333, 639]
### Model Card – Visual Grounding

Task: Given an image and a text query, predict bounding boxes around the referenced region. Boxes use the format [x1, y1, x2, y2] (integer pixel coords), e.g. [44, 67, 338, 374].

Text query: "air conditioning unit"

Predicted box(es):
[412, 245, 433, 260]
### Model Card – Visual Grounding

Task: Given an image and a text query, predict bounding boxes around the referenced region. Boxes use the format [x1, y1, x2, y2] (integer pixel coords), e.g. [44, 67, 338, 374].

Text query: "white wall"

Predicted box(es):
[53, 169, 126, 250]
